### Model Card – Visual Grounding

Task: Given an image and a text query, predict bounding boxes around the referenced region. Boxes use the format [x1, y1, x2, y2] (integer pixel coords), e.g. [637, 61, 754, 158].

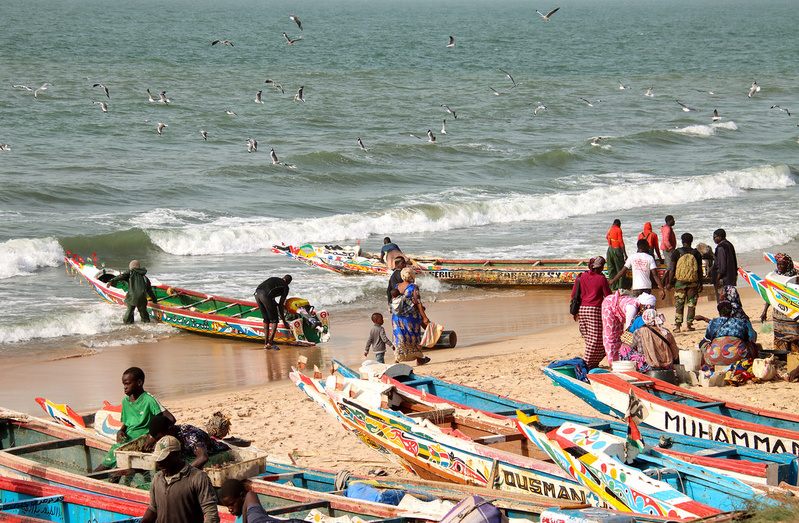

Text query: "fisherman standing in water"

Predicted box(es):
[254, 275, 292, 350]
[106, 260, 157, 324]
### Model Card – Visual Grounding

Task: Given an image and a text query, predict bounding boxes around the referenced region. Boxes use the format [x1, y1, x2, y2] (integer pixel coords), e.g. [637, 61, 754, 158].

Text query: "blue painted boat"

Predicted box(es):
[332, 361, 798, 487]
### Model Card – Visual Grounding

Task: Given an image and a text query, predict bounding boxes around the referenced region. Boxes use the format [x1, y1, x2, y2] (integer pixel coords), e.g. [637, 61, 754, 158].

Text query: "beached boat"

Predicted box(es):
[516, 414, 773, 518]
[65, 252, 329, 346]
[737, 253, 799, 321]
[272, 244, 677, 287]
[545, 368, 799, 457]
[334, 361, 797, 486]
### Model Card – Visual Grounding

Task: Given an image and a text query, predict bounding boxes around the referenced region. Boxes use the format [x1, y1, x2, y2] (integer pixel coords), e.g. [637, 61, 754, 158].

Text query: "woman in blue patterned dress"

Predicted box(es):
[392, 268, 431, 366]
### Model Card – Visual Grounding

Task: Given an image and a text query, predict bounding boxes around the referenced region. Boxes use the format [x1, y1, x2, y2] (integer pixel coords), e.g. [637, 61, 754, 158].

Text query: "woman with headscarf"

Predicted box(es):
[392, 268, 431, 366]
[601, 292, 655, 368]
[618, 309, 678, 372]
[760, 253, 799, 357]
[571, 256, 611, 369]
[720, 285, 749, 321]
[700, 301, 758, 366]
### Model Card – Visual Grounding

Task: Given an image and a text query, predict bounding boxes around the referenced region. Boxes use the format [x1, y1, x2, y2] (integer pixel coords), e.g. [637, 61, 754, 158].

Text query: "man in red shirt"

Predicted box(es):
[606, 219, 627, 291]
[660, 215, 677, 272]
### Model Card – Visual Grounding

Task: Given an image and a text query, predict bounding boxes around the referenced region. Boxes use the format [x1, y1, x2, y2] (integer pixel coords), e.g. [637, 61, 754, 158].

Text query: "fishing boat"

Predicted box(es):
[272, 244, 677, 287]
[65, 252, 329, 346]
[516, 414, 773, 518]
[334, 361, 798, 487]
[545, 368, 799, 457]
[0, 476, 147, 522]
[737, 252, 799, 321]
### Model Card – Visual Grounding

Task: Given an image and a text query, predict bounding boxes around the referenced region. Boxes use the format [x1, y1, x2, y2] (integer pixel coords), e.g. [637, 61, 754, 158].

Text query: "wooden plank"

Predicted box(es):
[179, 296, 214, 309]
[692, 401, 726, 409]
[262, 500, 330, 515]
[406, 408, 455, 419]
[231, 307, 259, 318]
[0, 495, 63, 511]
[3, 437, 86, 455]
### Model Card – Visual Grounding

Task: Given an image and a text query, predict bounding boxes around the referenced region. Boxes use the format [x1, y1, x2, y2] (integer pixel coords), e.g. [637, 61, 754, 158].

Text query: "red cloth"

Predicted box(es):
[606, 225, 625, 247]
[572, 271, 611, 307]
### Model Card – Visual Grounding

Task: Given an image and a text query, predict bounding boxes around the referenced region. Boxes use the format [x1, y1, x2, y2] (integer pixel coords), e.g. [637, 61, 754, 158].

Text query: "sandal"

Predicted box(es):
[674, 326, 681, 333]
[686, 325, 695, 332]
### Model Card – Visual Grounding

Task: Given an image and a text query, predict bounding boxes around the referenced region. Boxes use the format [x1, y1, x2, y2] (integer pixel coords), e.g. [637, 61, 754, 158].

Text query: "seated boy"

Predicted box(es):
[95, 366, 175, 472]
[148, 413, 230, 469]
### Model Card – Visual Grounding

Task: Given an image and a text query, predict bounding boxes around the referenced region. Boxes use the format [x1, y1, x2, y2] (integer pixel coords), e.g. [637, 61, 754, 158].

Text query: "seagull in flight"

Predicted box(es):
[748, 80, 760, 98]
[771, 105, 791, 116]
[644, 87, 654, 97]
[357, 138, 367, 151]
[34, 83, 53, 98]
[590, 137, 602, 146]
[283, 32, 302, 45]
[579, 97, 594, 107]
[498, 69, 518, 88]
[534, 103, 547, 115]
[158, 91, 170, 104]
[200, 130, 208, 140]
[211, 39, 234, 47]
[440, 104, 457, 118]
[265, 79, 284, 93]
[536, 7, 560, 20]
[676, 100, 698, 112]
[93, 83, 110, 98]
[254, 90, 263, 104]
[289, 15, 302, 30]
[618, 81, 630, 90]
[446, 35, 455, 48]
[294, 86, 305, 102]
[156, 122, 167, 135]
[427, 130, 436, 143]
[488, 86, 503, 96]
[224, 109, 237, 116]
[270, 148, 281, 164]
[12, 84, 33, 92]
[246, 138, 258, 153]
[92, 101, 108, 113]
[0, 144, 10, 151]
[146, 89, 157, 102]
[441, 119, 447, 134]
[712, 109, 721, 121]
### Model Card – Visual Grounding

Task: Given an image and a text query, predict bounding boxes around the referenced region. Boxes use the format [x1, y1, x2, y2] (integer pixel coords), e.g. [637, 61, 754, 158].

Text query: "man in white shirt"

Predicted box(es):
[609, 239, 666, 299]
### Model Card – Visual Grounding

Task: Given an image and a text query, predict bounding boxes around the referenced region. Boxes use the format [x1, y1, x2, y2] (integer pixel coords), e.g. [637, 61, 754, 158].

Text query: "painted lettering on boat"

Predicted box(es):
[502, 471, 586, 503]
[663, 411, 799, 454]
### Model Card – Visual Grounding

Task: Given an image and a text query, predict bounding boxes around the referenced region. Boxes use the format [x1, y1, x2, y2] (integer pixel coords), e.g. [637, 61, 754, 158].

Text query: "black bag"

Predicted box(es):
[569, 274, 582, 315]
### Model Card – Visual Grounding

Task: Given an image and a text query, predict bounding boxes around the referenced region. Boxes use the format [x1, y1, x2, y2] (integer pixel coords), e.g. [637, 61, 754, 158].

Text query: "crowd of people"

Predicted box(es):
[571, 216, 799, 381]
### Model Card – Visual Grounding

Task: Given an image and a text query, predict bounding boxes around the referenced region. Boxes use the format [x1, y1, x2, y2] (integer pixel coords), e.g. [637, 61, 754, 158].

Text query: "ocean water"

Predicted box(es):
[2, 0, 798, 360]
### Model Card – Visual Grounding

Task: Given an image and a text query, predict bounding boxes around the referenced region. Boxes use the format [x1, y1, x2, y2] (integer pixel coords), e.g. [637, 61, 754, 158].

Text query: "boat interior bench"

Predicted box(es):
[2, 437, 86, 455]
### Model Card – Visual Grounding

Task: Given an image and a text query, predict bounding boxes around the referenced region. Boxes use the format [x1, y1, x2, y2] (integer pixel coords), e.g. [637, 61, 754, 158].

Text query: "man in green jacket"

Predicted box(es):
[107, 260, 157, 323]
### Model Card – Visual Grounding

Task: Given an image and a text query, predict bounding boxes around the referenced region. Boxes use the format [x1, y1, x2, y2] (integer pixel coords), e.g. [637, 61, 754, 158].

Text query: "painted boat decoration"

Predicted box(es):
[336, 361, 798, 486]
[516, 415, 773, 518]
[65, 252, 329, 346]
[736, 253, 799, 321]
[35, 397, 121, 443]
[272, 244, 678, 287]
[0, 476, 147, 523]
[547, 368, 799, 457]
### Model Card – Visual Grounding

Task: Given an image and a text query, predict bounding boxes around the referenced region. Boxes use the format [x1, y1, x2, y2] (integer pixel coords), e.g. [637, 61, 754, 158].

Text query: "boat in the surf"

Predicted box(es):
[737, 252, 799, 321]
[65, 252, 330, 346]
[272, 243, 677, 287]
[516, 414, 774, 518]
[0, 476, 148, 523]
[334, 361, 798, 487]
[545, 367, 799, 457]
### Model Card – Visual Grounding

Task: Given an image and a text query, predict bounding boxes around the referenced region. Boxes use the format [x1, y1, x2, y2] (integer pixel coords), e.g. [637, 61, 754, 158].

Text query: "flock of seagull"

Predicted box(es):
[3, 8, 796, 155]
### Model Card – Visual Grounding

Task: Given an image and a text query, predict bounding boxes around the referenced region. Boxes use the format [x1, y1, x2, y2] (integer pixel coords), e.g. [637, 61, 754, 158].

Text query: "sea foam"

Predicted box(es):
[0, 237, 64, 280]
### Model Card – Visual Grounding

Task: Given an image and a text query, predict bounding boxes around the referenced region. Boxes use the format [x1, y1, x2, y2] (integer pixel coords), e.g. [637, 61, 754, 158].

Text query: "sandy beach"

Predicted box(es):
[153, 285, 796, 477]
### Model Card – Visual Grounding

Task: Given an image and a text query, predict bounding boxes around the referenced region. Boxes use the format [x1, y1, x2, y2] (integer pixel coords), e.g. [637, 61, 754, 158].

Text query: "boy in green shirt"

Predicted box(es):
[95, 366, 175, 471]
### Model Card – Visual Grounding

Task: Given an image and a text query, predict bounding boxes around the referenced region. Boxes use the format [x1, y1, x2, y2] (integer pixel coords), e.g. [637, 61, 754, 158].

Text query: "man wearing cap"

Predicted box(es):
[140, 436, 220, 523]
[106, 260, 157, 324]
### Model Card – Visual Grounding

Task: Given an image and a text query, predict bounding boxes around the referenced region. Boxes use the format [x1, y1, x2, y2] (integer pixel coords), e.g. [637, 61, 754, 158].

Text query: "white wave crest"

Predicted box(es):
[671, 120, 738, 136]
[0, 237, 64, 280]
[144, 164, 794, 256]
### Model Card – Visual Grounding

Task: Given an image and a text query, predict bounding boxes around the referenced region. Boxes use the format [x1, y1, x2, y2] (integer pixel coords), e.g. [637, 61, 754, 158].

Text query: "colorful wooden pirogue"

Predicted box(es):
[289, 369, 763, 519]
[272, 244, 674, 287]
[737, 252, 799, 321]
[334, 361, 797, 486]
[545, 368, 799, 457]
[64, 252, 329, 346]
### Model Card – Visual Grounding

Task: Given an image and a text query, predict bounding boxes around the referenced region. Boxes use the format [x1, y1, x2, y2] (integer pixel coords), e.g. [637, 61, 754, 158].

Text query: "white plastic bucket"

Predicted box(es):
[680, 349, 702, 372]
[612, 361, 637, 373]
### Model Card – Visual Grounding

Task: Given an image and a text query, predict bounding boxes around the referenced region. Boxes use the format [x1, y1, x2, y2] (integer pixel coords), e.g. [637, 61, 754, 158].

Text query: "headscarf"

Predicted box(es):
[775, 253, 798, 277]
[591, 256, 606, 270]
[637, 292, 657, 308]
[721, 285, 749, 321]
[717, 300, 734, 317]
[642, 309, 664, 326]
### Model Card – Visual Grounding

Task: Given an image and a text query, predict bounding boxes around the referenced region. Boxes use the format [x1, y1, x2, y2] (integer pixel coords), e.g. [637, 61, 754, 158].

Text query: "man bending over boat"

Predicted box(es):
[148, 413, 230, 469]
[254, 275, 292, 350]
[106, 260, 157, 324]
[220, 478, 305, 523]
[379, 237, 407, 269]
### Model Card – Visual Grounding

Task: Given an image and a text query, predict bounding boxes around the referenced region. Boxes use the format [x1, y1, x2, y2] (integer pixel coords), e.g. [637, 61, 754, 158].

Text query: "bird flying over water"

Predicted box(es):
[590, 137, 602, 146]
[618, 81, 630, 90]
[93, 83, 110, 98]
[158, 91, 170, 104]
[283, 32, 302, 45]
[441, 119, 447, 134]
[211, 39, 234, 47]
[536, 7, 560, 20]
[676, 100, 698, 112]
[771, 105, 791, 116]
[200, 130, 208, 140]
[488, 86, 502, 96]
[289, 15, 303, 30]
[440, 104, 457, 118]
[224, 109, 237, 116]
[265, 79, 284, 93]
[12, 84, 33, 92]
[644, 87, 653, 97]
[294, 86, 305, 102]
[156, 122, 167, 135]
[146, 89, 157, 102]
[357, 138, 367, 151]
[255, 90, 263, 104]
[246, 138, 257, 153]
[270, 148, 281, 164]
[0, 144, 10, 151]
[748, 80, 760, 98]
[34, 83, 53, 98]
[579, 97, 594, 107]
[427, 130, 436, 143]
[498, 69, 518, 88]
[446, 35, 455, 48]
[712, 109, 721, 121]
[92, 101, 108, 113]
[534, 104, 547, 115]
